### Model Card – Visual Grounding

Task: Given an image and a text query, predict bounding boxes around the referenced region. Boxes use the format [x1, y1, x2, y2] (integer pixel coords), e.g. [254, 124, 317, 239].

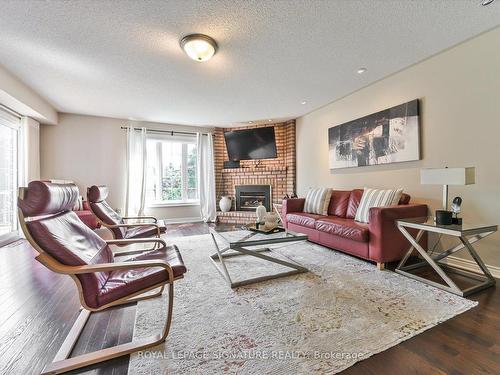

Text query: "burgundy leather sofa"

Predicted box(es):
[281, 189, 427, 268]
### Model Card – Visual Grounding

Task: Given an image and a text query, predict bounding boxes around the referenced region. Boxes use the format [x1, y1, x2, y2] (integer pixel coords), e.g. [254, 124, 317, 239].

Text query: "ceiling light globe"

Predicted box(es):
[180, 34, 217, 62]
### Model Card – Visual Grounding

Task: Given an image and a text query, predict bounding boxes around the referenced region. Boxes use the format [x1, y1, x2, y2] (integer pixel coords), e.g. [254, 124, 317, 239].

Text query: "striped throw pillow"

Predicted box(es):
[304, 188, 332, 215]
[354, 187, 403, 223]
[73, 195, 84, 211]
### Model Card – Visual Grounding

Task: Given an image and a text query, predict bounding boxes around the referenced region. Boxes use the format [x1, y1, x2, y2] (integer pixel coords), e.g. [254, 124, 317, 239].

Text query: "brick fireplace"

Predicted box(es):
[214, 120, 296, 224]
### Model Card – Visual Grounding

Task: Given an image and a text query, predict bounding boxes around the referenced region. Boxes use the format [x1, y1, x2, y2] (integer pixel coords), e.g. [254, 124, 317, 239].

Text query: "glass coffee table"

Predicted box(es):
[209, 227, 309, 288]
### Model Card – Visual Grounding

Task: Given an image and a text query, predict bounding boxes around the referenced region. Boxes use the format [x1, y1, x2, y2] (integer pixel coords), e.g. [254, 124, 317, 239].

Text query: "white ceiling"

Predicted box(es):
[0, 0, 499, 127]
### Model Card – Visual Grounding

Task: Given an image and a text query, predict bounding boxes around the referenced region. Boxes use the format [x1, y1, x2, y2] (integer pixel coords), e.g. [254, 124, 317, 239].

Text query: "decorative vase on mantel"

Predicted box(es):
[219, 196, 232, 212]
[256, 202, 267, 224]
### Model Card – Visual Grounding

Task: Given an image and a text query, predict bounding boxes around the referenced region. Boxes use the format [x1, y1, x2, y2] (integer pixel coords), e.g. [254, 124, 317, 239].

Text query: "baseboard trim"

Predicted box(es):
[445, 256, 500, 280]
[0, 232, 20, 248]
[162, 217, 203, 224]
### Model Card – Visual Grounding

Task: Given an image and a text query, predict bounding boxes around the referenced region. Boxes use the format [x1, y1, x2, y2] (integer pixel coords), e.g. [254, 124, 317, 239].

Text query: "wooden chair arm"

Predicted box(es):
[105, 238, 167, 247]
[122, 216, 158, 223]
[106, 223, 160, 229]
[36, 254, 174, 282]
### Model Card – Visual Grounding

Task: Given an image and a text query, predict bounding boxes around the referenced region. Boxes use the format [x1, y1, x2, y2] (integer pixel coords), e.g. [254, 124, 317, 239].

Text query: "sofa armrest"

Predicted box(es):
[368, 204, 428, 263]
[281, 198, 305, 228]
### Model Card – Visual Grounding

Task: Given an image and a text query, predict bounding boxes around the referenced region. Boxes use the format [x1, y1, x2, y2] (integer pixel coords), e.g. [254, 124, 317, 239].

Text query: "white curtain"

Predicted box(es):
[125, 127, 147, 216]
[197, 132, 217, 222]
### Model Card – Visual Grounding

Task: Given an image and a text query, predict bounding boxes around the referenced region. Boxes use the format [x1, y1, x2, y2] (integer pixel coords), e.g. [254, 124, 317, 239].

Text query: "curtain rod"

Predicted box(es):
[0, 104, 22, 119]
[121, 126, 209, 136]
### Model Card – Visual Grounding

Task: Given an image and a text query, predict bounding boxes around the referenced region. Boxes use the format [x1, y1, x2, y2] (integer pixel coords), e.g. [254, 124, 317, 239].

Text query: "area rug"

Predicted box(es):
[128, 231, 477, 375]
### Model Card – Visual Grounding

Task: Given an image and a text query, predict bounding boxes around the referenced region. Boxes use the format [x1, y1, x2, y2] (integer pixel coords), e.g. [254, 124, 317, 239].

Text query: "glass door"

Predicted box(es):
[0, 108, 20, 241]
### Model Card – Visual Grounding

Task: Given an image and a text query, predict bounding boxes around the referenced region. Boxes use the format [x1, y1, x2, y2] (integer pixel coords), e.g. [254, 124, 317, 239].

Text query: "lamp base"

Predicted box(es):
[435, 210, 453, 225]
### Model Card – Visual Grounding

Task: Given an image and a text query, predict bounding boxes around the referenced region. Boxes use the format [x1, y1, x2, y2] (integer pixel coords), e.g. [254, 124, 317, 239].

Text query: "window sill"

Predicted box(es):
[147, 201, 200, 208]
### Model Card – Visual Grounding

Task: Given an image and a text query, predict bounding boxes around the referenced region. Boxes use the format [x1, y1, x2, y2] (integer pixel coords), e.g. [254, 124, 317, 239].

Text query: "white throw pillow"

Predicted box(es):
[355, 187, 403, 223]
[303, 188, 332, 215]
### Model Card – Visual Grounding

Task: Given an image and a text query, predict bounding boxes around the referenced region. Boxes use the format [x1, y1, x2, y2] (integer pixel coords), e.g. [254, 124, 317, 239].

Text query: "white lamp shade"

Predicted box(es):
[420, 167, 475, 185]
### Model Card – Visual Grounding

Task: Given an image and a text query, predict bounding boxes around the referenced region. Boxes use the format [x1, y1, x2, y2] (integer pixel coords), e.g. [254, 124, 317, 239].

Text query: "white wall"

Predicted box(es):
[296, 26, 500, 266]
[40, 113, 212, 222]
[0, 64, 57, 124]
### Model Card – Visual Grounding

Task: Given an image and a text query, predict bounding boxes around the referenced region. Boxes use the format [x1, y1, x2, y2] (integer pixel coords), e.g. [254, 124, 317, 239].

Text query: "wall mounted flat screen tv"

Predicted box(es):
[224, 127, 277, 161]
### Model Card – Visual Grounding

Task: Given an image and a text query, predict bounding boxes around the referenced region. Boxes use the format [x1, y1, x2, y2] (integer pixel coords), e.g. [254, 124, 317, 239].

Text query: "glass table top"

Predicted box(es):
[210, 226, 308, 247]
[397, 216, 497, 235]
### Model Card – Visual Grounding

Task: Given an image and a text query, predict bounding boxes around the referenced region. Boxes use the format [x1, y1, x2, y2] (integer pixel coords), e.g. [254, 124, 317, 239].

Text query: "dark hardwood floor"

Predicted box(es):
[0, 222, 498, 375]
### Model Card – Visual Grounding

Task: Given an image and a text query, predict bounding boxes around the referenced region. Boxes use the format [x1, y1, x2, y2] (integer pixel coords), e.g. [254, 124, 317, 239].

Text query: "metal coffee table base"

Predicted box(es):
[209, 233, 308, 288]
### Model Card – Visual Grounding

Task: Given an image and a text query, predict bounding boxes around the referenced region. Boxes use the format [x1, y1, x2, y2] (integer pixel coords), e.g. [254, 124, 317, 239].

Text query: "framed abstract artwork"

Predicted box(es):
[328, 99, 421, 169]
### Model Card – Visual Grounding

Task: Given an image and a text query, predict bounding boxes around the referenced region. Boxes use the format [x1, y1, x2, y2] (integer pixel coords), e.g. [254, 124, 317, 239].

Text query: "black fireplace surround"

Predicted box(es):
[235, 185, 271, 212]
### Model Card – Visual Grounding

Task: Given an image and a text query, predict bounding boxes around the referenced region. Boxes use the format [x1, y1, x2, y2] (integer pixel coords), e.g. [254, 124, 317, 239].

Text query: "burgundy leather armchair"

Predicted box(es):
[87, 185, 166, 240]
[18, 181, 186, 374]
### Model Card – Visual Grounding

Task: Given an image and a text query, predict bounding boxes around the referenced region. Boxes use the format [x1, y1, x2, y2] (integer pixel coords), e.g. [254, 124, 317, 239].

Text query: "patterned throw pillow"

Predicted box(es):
[355, 187, 403, 223]
[304, 188, 332, 215]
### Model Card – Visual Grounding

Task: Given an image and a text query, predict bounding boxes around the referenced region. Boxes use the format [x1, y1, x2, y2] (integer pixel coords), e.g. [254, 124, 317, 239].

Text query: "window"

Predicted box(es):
[146, 135, 198, 205]
[0, 108, 21, 240]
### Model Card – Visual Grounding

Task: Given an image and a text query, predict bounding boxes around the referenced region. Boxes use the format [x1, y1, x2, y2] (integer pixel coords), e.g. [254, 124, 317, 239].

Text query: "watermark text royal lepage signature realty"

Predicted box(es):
[137, 349, 364, 361]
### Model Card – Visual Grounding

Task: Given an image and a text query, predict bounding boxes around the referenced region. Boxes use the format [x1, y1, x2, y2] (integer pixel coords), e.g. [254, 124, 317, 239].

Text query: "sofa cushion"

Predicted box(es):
[286, 213, 325, 229]
[315, 217, 369, 242]
[327, 190, 351, 218]
[346, 189, 364, 219]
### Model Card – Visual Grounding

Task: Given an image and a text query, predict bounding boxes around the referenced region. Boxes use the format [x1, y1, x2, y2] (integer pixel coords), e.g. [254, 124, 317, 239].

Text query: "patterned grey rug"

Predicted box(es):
[128, 231, 477, 375]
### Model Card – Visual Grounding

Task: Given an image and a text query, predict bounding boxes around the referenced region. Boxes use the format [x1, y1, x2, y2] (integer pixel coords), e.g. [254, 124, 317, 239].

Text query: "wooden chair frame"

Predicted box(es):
[18, 187, 183, 375]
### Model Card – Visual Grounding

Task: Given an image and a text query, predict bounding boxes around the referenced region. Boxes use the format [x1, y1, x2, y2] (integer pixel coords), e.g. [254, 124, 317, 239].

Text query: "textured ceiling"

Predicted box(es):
[0, 0, 499, 126]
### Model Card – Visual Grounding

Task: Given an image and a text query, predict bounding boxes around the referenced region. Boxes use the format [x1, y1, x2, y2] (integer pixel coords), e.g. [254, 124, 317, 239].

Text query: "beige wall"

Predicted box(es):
[296, 26, 500, 266]
[40, 113, 212, 222]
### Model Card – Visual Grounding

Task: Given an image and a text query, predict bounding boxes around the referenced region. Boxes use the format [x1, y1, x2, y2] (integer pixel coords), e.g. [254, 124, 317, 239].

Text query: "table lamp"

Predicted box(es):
[420, 167, 475, 225]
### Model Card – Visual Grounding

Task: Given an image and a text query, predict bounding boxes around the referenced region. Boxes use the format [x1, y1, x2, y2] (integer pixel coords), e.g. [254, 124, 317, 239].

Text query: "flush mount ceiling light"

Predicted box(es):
[301, 100, 307, 105]
[180, 34, 217, 62]
[357, 67, 367, 74]
[481, 0, 495, 5]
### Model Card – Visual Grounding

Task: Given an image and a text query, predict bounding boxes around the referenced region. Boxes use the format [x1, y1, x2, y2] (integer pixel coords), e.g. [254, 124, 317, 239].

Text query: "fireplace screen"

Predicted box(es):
[235, 185, 271, 211]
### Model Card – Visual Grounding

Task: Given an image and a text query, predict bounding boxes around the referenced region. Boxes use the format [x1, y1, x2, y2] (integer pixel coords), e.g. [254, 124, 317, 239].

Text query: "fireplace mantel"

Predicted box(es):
[222, 166, 287, 174]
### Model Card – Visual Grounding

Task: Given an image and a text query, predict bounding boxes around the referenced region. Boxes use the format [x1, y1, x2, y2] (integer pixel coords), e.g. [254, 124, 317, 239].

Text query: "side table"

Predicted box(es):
[395, 217, 497, 297]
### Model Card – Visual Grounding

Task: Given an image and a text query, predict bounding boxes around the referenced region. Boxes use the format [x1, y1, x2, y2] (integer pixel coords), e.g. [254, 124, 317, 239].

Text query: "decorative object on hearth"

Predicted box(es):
[256, 202, 267, 224]
[451, 196, 463, 225]
[328, 99, 420, 169]
[219, 195, 232, 212]
[420, 167, 475, 225]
